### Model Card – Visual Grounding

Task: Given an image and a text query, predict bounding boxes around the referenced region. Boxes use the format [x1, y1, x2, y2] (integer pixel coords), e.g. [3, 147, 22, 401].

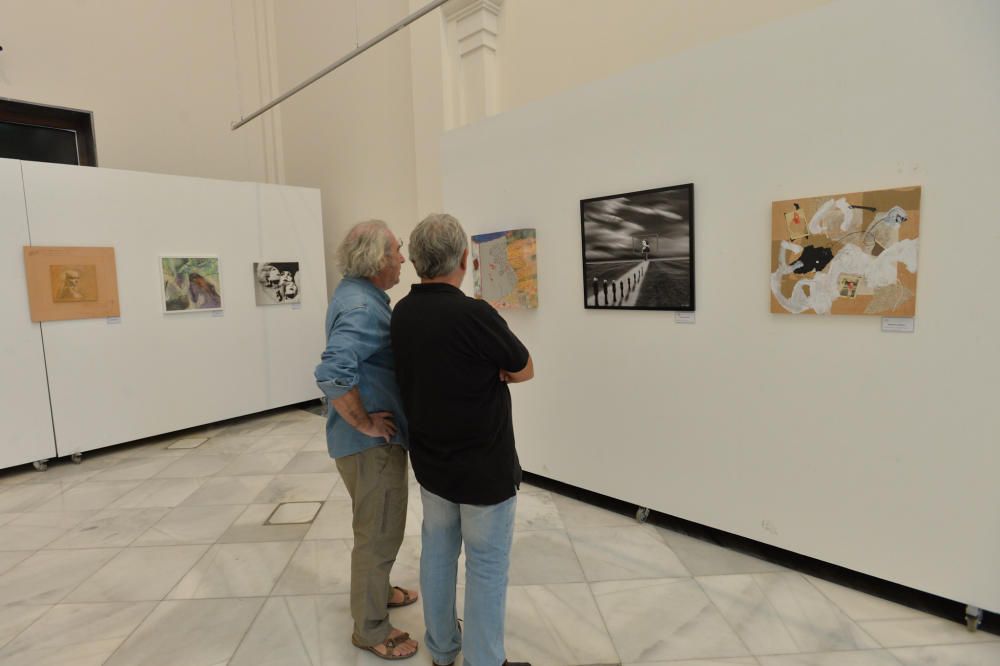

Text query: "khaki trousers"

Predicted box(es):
[335, 444, 409, 646]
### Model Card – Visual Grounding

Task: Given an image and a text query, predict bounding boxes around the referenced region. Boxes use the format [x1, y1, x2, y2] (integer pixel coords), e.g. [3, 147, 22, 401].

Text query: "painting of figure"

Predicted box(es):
[23, 246, 119, 322]
[580, 183, 694, 311]
[770, 186, 921, 315]
[160, 256, 223, 312]
[254, 261, 301, 305]
[50, 264, 99, 302]
[471, 229, 537, 309]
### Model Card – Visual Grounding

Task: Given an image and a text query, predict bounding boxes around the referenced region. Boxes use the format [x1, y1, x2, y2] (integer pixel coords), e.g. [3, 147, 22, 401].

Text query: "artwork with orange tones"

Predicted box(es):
[471, 228, 538, 309]
[770, 186, 921, 315]
[23, 246, 120, 322]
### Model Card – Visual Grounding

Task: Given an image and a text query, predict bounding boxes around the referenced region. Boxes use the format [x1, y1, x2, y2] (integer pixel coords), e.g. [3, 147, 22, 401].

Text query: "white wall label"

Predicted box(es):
[674, 312, 696, 324]
[106, 317, 121, 325]
[211, 310, 225, 318]
[882, 317, 915, 333]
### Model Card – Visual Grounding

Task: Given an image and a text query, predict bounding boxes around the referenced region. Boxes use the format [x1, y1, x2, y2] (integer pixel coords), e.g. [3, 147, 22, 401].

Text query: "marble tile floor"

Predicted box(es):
[0, 408, 996, 665]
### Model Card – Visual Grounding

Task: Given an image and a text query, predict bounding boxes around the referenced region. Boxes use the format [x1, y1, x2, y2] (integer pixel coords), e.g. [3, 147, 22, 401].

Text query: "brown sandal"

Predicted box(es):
[387, 585, 419, 608]
[352, 632, 418, 661]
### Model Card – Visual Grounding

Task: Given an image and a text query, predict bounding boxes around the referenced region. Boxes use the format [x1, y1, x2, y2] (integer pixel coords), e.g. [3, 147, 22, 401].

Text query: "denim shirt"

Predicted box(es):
[315, 277, 408, 459]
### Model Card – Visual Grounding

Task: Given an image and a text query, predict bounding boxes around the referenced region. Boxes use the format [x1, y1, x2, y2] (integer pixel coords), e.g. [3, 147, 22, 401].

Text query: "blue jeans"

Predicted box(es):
[420, 487, 516, 666]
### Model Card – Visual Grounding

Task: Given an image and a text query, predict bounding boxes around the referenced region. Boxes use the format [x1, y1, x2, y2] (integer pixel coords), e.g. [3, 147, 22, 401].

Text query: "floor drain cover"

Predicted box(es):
[266, 501, 323, 525]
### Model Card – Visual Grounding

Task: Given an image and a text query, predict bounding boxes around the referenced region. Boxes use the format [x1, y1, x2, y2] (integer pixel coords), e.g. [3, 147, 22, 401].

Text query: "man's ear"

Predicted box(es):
[460, 248, 468, 271]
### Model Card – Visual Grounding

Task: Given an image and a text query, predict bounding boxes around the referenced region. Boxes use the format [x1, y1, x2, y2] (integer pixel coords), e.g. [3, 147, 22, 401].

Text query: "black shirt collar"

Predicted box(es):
[409, 283, 463, 295]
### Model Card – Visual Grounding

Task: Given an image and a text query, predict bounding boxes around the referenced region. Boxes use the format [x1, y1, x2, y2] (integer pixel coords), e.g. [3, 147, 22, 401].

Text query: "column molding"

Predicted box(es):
[442, 0, 503, 128]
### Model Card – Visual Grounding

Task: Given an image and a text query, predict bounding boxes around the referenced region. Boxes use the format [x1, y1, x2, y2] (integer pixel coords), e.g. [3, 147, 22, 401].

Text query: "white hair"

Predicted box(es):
[409, 213, 468, 279]
[337, 220, 394, 278]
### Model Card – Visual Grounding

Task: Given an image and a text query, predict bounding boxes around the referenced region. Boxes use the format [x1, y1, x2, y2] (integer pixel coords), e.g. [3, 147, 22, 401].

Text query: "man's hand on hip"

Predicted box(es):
[359, 411, 397, 443]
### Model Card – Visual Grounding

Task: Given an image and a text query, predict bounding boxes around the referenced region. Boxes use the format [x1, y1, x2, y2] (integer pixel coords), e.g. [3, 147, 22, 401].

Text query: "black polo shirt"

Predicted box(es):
[391, 283, 530, 505]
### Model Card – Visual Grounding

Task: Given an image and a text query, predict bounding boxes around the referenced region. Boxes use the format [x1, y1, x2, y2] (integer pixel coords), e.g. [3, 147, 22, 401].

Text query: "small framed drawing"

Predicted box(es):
[253, 261, 301, 305]
[160, 256, 223, 313]
[23, 246, 120, 322]
[580, 183, 694, 311]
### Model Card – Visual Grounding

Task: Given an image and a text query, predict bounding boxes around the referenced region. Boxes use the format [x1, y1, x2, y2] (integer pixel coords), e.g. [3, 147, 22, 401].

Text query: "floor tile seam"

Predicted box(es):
[15, 545, 122, 559]
[81, 508, 173, 551]
[561, 518, 624, 665]
[860, 632, 1000, 649]
[227, 595, 277, 665]
[513, 582, 597, 661]
[799, 572, 913, 626]
[161, 539, 229, 600]
[51, 547, 130, 608]
[749, 646, 908, 658]
[157, 591, 284, 602]
[639, 524, 694, 579]
[565, 526, 693, 581]
[109, 478, 210, 511]
[800, 576, 885, 651]
[0, 603, 57, 655]
[99, 597, 173, 666]
[282, 593, 322, 666]
[689, 574, 759, 659]
[749, 572, 854, 654]
[269, 538, 317, 596]
[886, 642, 1000, 657]
[707, 572, 801, 654]
[0, 527, 66, 551]
[512, 525, 572, 534]
[164, 539, 302, 601]
[0, 549, 41, 574]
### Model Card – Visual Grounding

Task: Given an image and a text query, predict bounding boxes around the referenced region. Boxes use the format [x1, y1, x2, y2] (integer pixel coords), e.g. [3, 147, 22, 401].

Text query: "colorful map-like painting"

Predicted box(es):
[471, 228, 538, 309]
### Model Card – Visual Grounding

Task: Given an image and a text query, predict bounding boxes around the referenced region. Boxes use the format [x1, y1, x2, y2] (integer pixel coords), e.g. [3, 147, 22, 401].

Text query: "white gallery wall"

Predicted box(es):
[9, 161, 325, 459]
[0, 159, 57, 469]
[441, 0, 1000, 612]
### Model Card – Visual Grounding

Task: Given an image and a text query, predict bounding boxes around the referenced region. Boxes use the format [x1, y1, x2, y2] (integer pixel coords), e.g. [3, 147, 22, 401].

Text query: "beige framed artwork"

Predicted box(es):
[770, 186, 921, 316]
[23, 246, 120, 322]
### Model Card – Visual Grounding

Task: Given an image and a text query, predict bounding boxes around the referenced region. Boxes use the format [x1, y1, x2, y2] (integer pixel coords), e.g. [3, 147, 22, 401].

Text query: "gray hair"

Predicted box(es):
[409, 213, 468, 279]
[336, 220, 395, 278]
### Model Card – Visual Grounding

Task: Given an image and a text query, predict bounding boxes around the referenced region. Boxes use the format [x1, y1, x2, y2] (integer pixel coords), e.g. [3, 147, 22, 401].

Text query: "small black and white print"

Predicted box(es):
[254, 261, 301, 305]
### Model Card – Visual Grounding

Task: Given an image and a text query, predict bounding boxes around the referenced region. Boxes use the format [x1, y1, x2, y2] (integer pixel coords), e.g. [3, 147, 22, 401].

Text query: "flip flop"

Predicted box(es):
[387, 585, 419, 608]
[352, 632, 418, 661]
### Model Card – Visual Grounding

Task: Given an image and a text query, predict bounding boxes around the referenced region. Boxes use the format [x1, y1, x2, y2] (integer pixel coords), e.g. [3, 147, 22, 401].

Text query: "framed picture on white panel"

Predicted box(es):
[159, 256, 223, 313]
[253, 261, 301, 305]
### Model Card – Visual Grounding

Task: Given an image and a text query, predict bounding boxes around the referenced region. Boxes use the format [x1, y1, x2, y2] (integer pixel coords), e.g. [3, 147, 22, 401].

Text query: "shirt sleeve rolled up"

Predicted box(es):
[315, 304, 381, 400]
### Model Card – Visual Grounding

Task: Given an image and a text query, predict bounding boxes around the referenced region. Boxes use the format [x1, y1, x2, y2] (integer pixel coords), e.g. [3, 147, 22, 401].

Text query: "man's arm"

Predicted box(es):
[500, 355, 534, 383]
[328, 388, 396, 442]
[315, 303, 395, 441]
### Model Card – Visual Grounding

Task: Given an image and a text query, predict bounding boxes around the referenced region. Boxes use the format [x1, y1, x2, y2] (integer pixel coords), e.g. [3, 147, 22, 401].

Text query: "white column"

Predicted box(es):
[442, 0, 503, 128]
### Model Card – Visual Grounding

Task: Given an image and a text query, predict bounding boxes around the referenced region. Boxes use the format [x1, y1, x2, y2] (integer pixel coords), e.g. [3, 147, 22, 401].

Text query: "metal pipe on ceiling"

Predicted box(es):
[231, 0, 449, 130]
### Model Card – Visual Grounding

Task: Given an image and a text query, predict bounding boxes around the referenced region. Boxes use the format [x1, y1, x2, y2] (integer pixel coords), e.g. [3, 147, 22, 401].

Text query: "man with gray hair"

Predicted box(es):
[315, 219, 419, 661]
[391, 213, 533, 666]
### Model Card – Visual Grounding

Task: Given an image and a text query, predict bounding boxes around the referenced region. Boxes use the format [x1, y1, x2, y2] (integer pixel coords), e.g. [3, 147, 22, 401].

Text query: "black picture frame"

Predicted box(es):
[580, 182, 695, 311]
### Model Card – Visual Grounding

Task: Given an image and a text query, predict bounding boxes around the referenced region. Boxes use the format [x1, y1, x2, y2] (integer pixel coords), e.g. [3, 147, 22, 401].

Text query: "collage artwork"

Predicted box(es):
[770, 186, 921, 316]
[471, 228, 538, 309]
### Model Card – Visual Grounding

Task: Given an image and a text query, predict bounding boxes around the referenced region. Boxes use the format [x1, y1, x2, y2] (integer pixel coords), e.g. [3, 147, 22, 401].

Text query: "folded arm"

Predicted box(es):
[500, 355, 534, 383]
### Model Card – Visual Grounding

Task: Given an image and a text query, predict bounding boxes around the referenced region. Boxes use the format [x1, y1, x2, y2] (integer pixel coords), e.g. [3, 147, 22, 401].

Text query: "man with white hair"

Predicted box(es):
[391, 213, 533, 666]
[315, 219, 419, 661]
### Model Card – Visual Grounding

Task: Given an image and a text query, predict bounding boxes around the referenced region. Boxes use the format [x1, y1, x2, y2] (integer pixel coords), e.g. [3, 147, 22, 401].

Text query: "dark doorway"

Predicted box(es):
[0, 99, 97, 166]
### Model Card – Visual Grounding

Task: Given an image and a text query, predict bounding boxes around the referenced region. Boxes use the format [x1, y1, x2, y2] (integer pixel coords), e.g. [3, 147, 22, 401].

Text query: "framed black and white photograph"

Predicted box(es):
[254, 261, 301, 305]
[580, 183, 694, 311]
